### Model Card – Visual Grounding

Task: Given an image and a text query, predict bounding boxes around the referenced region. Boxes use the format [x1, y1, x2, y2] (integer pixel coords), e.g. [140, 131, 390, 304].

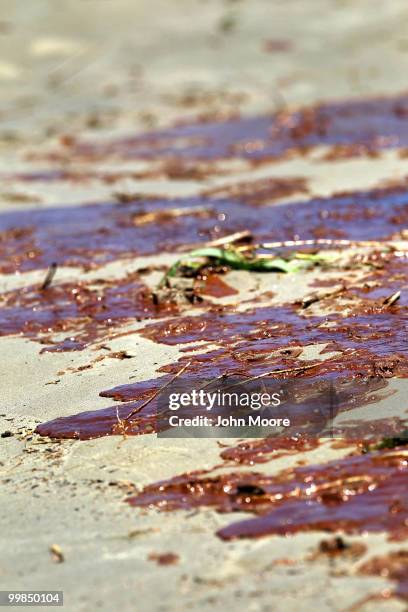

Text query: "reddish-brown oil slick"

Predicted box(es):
[196, 274, 238, 298]
[219, 437, 320, 464]
[0, 272, 176, 349]
[35, 375, 396, 441]
[21, 96, 408, 589]
[203, 176, 309, 205]
[20, 95, 408, 564]
[0, 185, 407, 274]
[127, 448, 408, 543]
[33, 93, 408, 162]
[35, 278, 407, 438]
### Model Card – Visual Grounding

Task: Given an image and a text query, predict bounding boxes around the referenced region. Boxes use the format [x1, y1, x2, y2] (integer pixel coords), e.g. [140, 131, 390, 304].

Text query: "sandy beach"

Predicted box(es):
[1, 2, 408, 610]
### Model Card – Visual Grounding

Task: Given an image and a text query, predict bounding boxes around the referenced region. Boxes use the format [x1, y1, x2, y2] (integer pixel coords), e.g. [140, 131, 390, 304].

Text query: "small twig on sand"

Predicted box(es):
[301, 285, 347, 309]
[115, 406, 128, 439]
[40, 262, 58, 290]
[226, 353, 349, 389]
[205, 230, 253, 248]
[196, 373, 230, 392]
[259, 239, 398, 250]
[382, 290, 401, 307]
[226, 363, 322, 388]
[124, 361, 192, 421]
[133, 206, 211, 226]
